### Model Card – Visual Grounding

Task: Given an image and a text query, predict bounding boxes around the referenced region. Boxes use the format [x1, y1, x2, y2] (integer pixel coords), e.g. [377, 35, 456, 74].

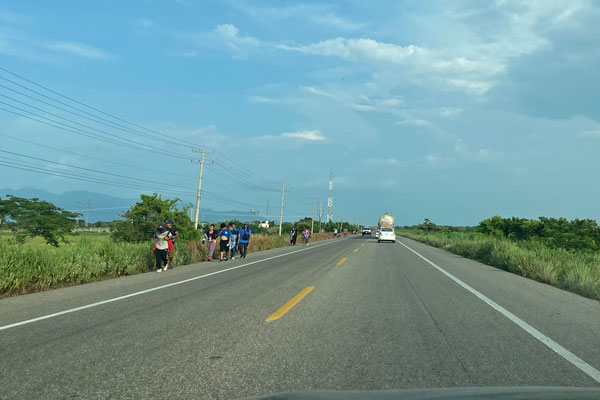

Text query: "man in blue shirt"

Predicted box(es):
[238, 222, 252, 259]
[218, 223, 231, 262]
[229, 222, 240, 260]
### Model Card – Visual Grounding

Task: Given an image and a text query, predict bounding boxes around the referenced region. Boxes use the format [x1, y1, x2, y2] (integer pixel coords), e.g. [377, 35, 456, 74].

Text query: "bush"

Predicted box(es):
[397, 230, 600, 301]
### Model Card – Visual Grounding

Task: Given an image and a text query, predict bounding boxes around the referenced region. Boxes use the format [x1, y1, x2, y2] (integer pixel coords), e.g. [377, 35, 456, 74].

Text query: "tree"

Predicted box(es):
[0, 195, 79, 247]
[111, 194, 200, 243]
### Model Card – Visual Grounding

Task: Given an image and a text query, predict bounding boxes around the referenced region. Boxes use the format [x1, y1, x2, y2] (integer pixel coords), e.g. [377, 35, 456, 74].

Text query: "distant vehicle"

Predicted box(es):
[362, 227, 371, 236]
[377, 213, 396, 243]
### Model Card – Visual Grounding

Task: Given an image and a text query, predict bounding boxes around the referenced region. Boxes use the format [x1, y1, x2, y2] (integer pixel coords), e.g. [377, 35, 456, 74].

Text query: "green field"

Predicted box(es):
[0, 231, 334, 297]
[397, 229, 600, 302]
[0, 230, 110, 248]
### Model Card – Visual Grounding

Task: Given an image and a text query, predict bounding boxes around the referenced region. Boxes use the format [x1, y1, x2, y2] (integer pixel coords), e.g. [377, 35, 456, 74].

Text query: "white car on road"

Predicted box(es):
[362, 227, 372, 236]
[377, 227, 396, 243]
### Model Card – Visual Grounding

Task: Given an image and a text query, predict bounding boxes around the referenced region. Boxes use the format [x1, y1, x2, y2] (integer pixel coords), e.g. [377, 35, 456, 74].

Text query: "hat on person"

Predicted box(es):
[158, 224, 164, 231]
[165, 219, 173, 225]
[220, 223, 226, 228]
[244, 221, 249, 225]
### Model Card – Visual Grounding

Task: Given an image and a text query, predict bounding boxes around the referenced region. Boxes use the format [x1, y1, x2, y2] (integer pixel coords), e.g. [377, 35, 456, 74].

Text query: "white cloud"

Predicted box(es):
[281, 129, 326, 142]
[248, 95, 281, 104]
[214, 24, 260, 52]
[396, 119, 436, 128]
[363, 157, 401, 165]
[439, 107, 463, 118]
[308, 13, 367, 31]
[181, 50, 198, 57]
[231, 3, 365, 31]
[46, 41, 111, 60]
[578, 129, 600, 138]
[280, 38, 500, 95]
[301, 85, 403, 115]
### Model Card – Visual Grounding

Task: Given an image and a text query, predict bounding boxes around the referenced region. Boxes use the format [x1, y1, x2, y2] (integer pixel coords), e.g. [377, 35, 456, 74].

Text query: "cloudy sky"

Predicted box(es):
[1, 0, 599, 225]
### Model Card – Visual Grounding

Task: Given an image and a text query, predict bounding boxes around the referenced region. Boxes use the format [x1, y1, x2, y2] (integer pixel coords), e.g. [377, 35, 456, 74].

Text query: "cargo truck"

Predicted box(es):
[377, 213, 396, 243]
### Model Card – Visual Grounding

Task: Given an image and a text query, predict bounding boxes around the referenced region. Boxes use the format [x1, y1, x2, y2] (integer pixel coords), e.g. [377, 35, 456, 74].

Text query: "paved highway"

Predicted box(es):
[1, 236, 600, 399]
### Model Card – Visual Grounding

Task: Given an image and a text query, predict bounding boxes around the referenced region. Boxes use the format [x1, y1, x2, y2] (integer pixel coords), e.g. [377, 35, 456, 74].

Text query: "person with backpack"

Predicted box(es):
[229, 222, 240, 260]
[204, 224, 218, 261]
[165, 218, 179, 269]
[153, 224, 172, 272]
[238, 222, 252, 259]
[218, 223, 231, 262]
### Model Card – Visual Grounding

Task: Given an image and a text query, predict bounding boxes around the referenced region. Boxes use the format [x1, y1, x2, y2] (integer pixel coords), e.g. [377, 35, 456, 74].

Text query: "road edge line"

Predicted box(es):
[0, 239, 347, 332]
[397, 239, 600, 384]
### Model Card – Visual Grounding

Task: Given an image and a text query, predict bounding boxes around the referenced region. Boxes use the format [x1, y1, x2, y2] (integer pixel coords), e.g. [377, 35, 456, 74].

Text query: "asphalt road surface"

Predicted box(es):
[2, 235, 600, 399]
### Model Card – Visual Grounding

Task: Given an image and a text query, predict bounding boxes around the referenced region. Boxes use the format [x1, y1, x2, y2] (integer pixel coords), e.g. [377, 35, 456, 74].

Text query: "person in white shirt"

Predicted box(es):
[153, 224, 172, 272]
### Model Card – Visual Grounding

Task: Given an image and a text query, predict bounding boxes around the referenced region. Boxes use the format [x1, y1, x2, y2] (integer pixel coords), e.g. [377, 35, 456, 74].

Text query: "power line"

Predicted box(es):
[0, 105, 191, 160]
[0, 132, 197, 180]
[0, 66, 204, 149]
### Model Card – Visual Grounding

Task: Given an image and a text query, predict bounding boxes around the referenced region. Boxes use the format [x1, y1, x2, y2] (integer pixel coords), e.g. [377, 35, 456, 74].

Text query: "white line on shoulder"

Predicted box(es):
[397, 239, 600, 384]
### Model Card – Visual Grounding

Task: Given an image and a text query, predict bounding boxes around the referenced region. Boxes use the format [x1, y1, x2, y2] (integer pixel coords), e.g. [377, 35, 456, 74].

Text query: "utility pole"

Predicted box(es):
[86, 198, 90, 228]
[319, 201, 322, 233]
[278, 184, 287, 236]
[327, 171, 333, 222]
[192, 149, 214, 229]
[311, 199, 315, 233]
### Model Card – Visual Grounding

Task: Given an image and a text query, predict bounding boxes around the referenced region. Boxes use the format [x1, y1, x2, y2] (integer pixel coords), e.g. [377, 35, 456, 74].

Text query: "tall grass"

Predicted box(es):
[397, 230, 600, 301]
[0, 232, 336, 297]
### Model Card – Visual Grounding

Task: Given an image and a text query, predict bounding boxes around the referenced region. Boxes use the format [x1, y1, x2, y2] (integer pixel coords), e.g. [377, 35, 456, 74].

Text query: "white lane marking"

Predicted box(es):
[0, 238, 348, 332]
[397, 239, 600, 384]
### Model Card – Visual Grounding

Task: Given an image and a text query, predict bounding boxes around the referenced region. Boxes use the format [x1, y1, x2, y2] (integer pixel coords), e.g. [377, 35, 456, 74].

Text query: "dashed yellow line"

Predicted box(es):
[265, 286, 314, 321]
[336, 257, 348, 265]
[353, 248, 359, 252]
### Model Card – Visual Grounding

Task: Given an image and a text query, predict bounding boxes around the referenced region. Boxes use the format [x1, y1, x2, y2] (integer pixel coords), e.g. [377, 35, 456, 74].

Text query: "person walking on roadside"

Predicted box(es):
[303, 228, 310, 245]
[165, 218, 179, 269]
[306, 229, 312, 245]
[238, 222, 252, 259]
[153, 224, 172, 272]
[218, 223, 231, 262]
[204, 223, 218, 261]
[290, 227, 298, 246]
[229, 222, 240, 260]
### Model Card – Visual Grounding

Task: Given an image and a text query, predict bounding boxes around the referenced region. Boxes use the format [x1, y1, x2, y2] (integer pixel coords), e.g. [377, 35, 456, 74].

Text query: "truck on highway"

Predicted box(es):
[377, 213, 396, 243]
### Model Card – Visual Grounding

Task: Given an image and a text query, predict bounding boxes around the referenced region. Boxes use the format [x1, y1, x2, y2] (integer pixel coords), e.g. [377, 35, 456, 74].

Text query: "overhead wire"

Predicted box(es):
[0, 66, 202, 148]
[0, 66, 326, 217]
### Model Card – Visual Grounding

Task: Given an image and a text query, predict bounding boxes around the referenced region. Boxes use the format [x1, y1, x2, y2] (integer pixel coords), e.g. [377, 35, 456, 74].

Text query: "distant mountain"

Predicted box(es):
[0, 187, 268, 223]
[0, 187, 136, 222]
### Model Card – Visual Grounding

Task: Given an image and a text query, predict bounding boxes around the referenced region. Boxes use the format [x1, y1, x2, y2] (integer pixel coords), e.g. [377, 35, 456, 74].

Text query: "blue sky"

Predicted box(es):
[1, 0, 600, 226]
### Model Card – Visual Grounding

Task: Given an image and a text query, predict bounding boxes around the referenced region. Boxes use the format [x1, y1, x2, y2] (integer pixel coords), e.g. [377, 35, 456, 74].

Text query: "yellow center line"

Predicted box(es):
[265, 286, 314, 321]
[353, 248, 359, 252]
[336, 257, 348, 265]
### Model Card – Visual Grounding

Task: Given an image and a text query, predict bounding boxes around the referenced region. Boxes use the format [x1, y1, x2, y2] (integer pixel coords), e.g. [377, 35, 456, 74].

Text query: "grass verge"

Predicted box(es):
[397, 230, 600, 302]
[0, 232, 336, 297]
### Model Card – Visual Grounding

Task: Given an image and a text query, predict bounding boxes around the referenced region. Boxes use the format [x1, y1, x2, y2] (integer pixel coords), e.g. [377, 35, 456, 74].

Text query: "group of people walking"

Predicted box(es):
[290, 227, 311, 246]
[204, 221, 252, 262]
[153, 219, 252, 272]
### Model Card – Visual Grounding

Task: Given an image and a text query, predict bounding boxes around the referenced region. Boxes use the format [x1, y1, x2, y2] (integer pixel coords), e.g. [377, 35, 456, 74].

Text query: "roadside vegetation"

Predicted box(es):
[398, 217, 600, 301]
[0, 194, 341, 297]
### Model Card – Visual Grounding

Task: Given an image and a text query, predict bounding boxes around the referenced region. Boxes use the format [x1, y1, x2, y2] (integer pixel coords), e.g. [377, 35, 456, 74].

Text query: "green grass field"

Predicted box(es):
[397, 229, 600, 302]
[0, 230, 110, 248]
[0, 231, 335, 297]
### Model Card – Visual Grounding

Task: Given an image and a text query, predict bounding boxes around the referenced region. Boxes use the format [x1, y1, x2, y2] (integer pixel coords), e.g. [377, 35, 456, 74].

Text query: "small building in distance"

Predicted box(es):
[258, 220, 270, 228]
